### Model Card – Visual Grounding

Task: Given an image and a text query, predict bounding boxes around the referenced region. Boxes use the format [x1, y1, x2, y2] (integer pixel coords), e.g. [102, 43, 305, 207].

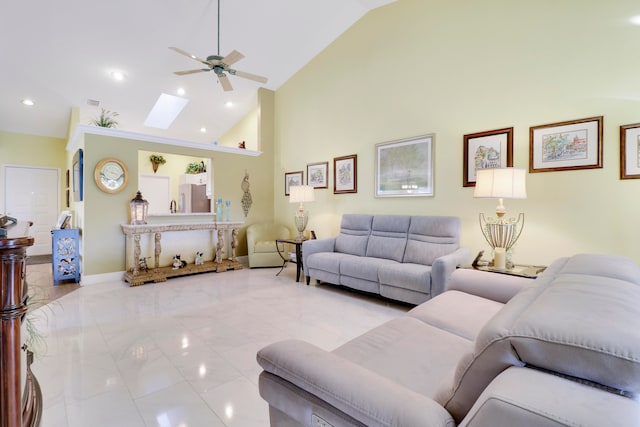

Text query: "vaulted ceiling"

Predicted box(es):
[0, 0, 394, 144]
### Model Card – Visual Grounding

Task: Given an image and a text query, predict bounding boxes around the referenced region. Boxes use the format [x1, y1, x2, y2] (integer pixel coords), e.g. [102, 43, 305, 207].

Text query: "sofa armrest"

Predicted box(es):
[431, 247, 472, 297]
[447, 268, 532, 303]
[257, 339, 454, 427]
[302, 237, 336, 275]
[460, 366, 640, 427]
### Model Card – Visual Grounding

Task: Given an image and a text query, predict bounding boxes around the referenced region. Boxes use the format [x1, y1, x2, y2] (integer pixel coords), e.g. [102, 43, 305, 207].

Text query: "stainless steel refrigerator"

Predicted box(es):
[179, 184, 211, 213]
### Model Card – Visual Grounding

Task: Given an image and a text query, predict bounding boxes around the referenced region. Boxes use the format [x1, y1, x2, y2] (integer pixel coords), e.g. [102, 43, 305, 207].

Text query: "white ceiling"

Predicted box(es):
[0, 0, 394, 144]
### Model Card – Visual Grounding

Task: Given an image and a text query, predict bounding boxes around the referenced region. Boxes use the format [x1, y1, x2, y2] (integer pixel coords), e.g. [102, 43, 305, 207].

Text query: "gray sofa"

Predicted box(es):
[257, 253, 640, 426]
[302, 214, 471, 305]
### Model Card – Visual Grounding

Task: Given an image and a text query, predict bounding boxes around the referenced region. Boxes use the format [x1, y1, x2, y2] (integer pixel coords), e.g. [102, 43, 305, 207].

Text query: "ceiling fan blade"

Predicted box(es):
[169, 47, 210, 65]
[221, 50, 244, 66]
[218, 74, 233, 91]
[174, 68, 210, 75]
[230, 69, 268, 84]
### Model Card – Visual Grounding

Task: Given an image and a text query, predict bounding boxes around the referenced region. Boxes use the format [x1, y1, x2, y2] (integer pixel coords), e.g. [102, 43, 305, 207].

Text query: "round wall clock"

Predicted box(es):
[94, 157, 128, 193]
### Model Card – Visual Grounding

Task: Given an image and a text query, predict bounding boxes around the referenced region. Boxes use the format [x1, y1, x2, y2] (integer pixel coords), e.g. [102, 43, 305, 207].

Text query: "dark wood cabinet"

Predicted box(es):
[0, 221, 41, 427]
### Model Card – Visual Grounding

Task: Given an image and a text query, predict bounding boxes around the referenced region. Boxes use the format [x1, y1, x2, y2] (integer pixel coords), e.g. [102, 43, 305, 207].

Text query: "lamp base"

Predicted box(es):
[294, 211, 308, 240]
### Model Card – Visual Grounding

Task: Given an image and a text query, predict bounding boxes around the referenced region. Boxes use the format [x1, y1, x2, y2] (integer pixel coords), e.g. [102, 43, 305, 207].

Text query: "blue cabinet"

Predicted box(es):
[51, 228, 80, 285]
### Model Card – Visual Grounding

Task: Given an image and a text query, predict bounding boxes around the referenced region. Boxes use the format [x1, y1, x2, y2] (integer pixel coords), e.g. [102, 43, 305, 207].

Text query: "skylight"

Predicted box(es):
[144, 93, 189, 129]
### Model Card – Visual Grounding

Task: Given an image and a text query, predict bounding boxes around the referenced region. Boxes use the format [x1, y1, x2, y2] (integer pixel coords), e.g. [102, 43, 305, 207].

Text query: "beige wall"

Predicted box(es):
[0, 131, 67, 213]
[274, 0, 640, 265]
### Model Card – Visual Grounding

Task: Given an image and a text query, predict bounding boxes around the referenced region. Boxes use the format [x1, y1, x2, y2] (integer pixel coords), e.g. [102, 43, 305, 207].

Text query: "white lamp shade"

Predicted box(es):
[289, 185, 315, 203]
[474, 168, 527, 199]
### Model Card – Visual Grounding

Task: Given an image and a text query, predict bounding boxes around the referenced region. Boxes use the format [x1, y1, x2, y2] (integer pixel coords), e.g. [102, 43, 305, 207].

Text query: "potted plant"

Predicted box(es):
[185, 162, 201, 174]
[90, 108, 119, 128]
[149, 154, 166, 173]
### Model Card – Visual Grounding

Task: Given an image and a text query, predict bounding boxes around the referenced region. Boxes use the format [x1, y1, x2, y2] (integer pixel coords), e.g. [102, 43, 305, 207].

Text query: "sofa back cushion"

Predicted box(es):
[403, 216, 460, 265]
[436, 254, 640, 422]
[365, 215, 410, 262]
[335, 214, 373, 256]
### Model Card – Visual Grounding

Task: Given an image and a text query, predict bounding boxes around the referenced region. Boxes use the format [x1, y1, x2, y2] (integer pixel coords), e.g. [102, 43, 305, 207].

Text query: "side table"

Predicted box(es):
[275, 238, 308, 283]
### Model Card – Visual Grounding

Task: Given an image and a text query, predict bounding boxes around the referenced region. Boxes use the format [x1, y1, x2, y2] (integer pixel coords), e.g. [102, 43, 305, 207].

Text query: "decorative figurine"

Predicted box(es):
[195, 251, 204, 265]
[238, 141, 246, 149]
[172, 254, 187, 269]
[138, 257, 149, 272]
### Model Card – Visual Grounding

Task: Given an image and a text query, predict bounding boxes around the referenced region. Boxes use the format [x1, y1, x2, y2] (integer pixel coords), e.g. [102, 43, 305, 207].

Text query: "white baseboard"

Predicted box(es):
[81, 271, 124, 285]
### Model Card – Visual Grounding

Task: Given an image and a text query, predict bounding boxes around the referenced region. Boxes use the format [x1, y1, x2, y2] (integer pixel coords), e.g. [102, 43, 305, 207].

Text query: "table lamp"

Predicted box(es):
[473, 168, 526, 269]
[289, 185, 314, 240]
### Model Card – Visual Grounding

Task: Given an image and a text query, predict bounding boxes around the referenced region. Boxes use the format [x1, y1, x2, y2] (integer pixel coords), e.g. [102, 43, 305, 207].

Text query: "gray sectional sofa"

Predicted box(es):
[257, 253, 640, 426]
[302, 214, 471, 304]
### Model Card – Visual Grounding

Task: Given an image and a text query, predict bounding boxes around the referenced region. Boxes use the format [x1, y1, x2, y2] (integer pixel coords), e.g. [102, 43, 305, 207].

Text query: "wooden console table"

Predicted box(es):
[120, 221, 243, 286]
[0, 220, 42, 427]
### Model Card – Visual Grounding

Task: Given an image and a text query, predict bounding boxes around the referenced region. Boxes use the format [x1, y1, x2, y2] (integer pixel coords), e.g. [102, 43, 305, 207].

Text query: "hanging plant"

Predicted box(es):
[149, 154, 166, 173]
[90, 108, 119, 128]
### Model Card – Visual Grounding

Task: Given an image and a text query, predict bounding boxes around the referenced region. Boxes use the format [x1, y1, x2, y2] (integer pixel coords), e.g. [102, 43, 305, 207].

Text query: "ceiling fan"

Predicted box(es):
[169, 0, 268, 92]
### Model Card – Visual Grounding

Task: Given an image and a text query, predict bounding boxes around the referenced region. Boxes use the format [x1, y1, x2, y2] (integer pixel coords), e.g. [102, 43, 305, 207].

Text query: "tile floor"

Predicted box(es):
[26, 263, 409, 427]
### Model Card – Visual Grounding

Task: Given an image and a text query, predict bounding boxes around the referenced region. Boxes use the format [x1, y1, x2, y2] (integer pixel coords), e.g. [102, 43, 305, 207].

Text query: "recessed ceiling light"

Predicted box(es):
[177, 88, 186, 96]
[630, 15, 640, 25]
[225, 101, 233, 108]
[110, 71, 126, 81]
[21, 99, 35, 106]
[200, 127, 207, 133]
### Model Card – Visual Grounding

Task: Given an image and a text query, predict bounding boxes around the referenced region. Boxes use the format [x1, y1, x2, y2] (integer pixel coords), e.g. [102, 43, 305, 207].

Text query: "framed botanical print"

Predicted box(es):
[463, 127, 513, 187]
[284, 171, 303, 196]
[529, 116, 603, 173]
[620, 122, 640, 179]
[375, 134, 434, 197]
[333, 154, 357, 194]
[306, 161, 328, 189]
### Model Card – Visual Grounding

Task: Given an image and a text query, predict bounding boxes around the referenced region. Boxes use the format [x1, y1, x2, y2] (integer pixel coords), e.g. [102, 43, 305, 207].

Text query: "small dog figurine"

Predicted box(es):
[172, 254, 187, 269]
[138, 257, 149, 272]
[195, 251, 204, 265]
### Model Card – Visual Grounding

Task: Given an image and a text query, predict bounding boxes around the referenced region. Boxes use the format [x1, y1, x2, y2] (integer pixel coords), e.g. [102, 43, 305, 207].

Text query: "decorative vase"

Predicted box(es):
[225, 200, 231, 221]
[216, 198, 223, 221]
[152, 162, 159, 173]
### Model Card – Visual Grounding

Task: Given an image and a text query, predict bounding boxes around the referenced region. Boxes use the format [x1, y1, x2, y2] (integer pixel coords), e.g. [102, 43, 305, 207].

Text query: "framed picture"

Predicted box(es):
[306, 161, 328, 189]
[529, 116, 603, 173]
[65, 169, 70, 189]
[463, 127, 513, 187]
[72, 148, 83, 201]
[620, 122, 640, 179]
[284, 171, 303, 196]
[333, 154, 357, 194]
[375, 134, 434, 197]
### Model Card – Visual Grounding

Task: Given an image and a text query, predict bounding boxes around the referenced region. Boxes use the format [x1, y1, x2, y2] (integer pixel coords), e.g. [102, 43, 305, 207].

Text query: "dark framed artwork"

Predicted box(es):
[284, 170, 303, 196]
[529, 116, 603, 173]
[72, 148, 83, 201]
[620, 122, 640, 179]
[333, 154, 357, 194]
[306, 161, 328, 189]
[463, 127, 513, 187]
[66, 189, 70, 208]
[65, 169, 70, 188]
[375, 134, 434, 197]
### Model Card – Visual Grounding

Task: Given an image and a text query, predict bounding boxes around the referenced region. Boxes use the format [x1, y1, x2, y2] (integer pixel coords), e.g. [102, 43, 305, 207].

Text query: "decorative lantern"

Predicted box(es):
[129, 191, 149, 225]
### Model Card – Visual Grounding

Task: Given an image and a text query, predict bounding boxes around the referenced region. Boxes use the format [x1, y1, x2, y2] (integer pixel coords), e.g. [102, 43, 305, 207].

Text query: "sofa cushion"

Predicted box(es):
[407, 291, 504, 341]
[340, 256, 398, 282]
[335, 214, 373, 256]
[403, 216, 461, 265]
[365, 215, 410, 262]
[306, 252, 348, 275]
[378, 263, 432, 294]
[333, 316, 473, 398]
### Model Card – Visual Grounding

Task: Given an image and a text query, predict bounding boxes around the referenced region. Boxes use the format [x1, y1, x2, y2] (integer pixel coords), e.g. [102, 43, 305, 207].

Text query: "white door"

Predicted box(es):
[3, 165, 60, 255]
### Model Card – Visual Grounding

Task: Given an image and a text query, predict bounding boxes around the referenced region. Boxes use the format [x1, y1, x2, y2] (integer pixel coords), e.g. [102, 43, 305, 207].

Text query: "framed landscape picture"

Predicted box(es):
[463, 127, 513, 187]
[529, 116, 603, 173]
[375, 134, 434, 197]
[306, 161, 328, 189]
[284, 171, 303, 196]
[333, 154, 357, 194]
[620, 122, 640, 179]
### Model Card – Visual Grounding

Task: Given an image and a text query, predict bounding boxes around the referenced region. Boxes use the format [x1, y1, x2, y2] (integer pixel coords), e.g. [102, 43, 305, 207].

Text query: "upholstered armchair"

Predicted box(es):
[246, 223, 292, 268]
